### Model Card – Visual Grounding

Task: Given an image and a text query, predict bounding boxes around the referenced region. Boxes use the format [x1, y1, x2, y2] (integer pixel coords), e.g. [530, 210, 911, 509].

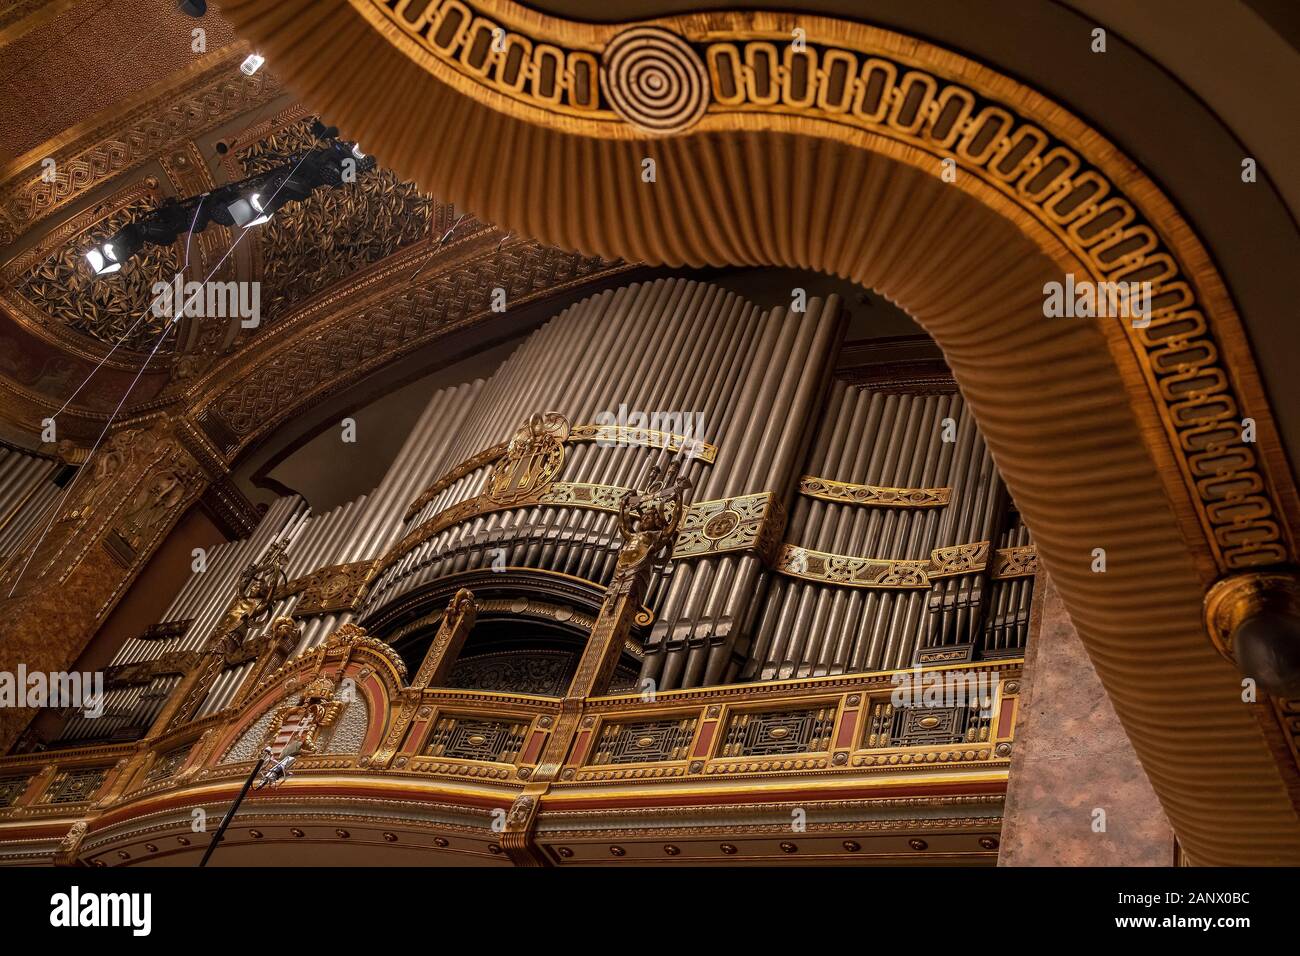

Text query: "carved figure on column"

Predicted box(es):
[575, 457, 690, 699]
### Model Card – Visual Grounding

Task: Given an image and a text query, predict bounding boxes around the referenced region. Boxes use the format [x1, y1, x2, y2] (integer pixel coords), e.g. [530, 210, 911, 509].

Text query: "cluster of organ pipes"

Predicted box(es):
[38, 277, 1035, 745]
[0, 445, 64, 567]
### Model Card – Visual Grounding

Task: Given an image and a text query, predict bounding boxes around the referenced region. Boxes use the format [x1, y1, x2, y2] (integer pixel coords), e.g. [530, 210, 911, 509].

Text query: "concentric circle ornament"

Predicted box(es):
[602, 27, 710, 134]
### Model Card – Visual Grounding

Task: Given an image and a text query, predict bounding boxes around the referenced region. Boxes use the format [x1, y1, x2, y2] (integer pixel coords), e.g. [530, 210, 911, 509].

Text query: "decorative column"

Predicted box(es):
[499, 460, 688, 866]
[372, 589, 477, 770]
[535, 458, 690, 776]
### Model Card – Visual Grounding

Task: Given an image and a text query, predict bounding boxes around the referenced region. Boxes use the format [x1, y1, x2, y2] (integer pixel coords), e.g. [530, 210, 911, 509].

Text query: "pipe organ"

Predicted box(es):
[0, 277, 1036, 865]
[42, 277, 1037, 745]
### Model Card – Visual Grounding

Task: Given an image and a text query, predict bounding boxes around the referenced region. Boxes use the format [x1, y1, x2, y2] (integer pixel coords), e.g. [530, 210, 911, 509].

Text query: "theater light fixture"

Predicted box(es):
[84, 134, 373, 276]
[85, 244, 122, 275]
[240, 53, 265, 76]
[224, 192, 273, 228]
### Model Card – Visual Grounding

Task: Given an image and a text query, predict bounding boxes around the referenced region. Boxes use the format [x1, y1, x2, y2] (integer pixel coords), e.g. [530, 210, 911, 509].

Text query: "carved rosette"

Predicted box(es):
[602, 27, 710, 135]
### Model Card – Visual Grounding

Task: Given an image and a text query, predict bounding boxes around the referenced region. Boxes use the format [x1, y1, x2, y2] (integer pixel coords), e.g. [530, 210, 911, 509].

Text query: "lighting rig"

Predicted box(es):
[85, 122, 374, 276]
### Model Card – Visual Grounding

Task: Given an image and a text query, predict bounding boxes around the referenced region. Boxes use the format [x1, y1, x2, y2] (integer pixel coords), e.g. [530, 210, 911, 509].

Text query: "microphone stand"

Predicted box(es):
[198, 747, 270, 867]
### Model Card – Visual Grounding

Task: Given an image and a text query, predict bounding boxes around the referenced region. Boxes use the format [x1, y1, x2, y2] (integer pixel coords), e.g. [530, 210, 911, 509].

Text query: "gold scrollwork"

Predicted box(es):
[404, 421, 717, 522]
[776, 540, 995, 589]
[799, 475, 950, 508]
[486, 412, 570, 504]
[672, 492, 784, 562]
[568, 424, 717, 463]
[990, 545, 1038, 580]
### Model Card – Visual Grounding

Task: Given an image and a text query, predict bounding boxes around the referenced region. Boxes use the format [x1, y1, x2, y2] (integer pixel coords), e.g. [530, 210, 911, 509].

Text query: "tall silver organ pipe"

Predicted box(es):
[0, 445, 63, 563]
[746, 382, 1008, 680]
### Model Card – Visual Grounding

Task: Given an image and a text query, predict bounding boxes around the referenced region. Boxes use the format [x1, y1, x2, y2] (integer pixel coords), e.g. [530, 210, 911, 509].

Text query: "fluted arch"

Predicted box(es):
[213, 0, 1300, 864]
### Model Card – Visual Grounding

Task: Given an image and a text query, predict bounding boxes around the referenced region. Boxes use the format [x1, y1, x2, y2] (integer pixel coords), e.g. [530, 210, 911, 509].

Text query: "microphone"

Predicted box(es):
[255, 739, 302, 789]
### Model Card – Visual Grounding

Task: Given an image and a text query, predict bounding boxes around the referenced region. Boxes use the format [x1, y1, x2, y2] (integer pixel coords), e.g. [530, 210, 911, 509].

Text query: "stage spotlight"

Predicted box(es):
[240, 53, 265, 76]
[245, 193, 273, 226]
[85, 244, 122, 275]
[85, 226, 144, 276]
[224, 192, 273, 228]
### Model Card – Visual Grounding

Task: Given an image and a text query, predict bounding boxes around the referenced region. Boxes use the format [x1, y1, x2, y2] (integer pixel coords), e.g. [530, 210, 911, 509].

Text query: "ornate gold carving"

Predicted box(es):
[610, 460, 690, 587]
[1203, 571, 1300, 665]
[0, 56, 280, 245]
[799, 475, 950, 508]
[602, 26, 710, 134]
[405, 423, 717, 522]
[54, 820, 88, 866]
[212, 540, 292, 661]
[391, 483, 784, 573]
[362, 0, 601, 117]
[236, 116, 438, 324]
[990, 545, 1038, 579]
[775, 541, 995, 589]
[672, 492, 784, 562]
[568, 423, 717, 462]
[776, 545, 928, 589]
[293, 560, 377, 616]
[3, 180, 179, 357]
[555, 459, 690, 724]
[928, 541, 991, 576]
[411, 589, 479, 690]
[486, 413, 569, 504]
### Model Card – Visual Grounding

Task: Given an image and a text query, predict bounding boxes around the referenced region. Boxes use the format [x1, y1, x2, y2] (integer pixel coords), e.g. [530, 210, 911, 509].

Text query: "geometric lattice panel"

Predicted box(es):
[0, 775, 31, 808]
[424, 716, 529, 763]
[862, 701, 994, 749]
[590, 717, 697, 765]
[143, 745, 191, 784]
[41, 767, 107, 805]
[718, 707, 835, 757]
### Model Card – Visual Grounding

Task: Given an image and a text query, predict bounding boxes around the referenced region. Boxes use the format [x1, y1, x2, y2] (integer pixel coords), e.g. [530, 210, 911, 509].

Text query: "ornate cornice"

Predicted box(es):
[0, 49, 279, 246]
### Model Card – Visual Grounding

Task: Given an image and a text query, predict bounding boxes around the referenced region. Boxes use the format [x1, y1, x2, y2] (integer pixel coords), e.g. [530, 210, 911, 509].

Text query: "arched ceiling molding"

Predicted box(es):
[214, 0, 1300, 863]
